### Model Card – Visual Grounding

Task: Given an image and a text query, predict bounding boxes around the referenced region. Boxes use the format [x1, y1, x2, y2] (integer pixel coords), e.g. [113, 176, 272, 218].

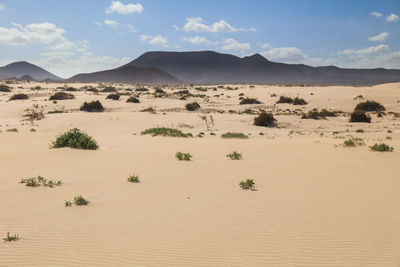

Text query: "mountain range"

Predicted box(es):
[1, 51, 400, 85]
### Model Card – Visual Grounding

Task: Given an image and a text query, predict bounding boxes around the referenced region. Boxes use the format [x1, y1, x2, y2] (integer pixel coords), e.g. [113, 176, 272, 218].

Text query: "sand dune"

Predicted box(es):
[0, 82, 399, 266]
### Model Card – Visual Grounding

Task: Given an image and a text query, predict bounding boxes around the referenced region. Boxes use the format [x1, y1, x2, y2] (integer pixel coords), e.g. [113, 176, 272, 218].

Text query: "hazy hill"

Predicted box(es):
[0, 61, 61, 81]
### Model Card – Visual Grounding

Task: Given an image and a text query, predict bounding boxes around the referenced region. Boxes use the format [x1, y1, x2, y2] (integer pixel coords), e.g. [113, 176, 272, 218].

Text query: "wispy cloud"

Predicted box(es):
[369, 11, 382, 18]
[182, 17, 255, 33]
[104, 20, 119, 28]
[182, 36, 212, 45]
[368, 32, 389, 42]
[106, 1, 143, 14]
[0, 3, 4, 11]
[338, 44, 389, 55]
[140, 35, 167, 46]
[386, 13, 399, 22]
[220, 38, 250, 52]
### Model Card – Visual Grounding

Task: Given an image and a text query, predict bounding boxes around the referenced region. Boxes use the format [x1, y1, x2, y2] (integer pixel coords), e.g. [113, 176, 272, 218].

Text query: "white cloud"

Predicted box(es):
[0, 3, 4, 11]
[261, 47, 307, 63]
[182, 17, 255, 33]
[386, 13, 399, 22]
[261, 43, 271, 49]
[106, 1, 143, 14]
[339, 44, 389, 55]
[182, 36, 212, 45]
[140, 35, 167, 46]
[370, 11, 382, 18]
[104, 20, 119, 28]
[128, 24, 137, 32]
[368, 32, 389, 42]
[220, 38, 250, 52]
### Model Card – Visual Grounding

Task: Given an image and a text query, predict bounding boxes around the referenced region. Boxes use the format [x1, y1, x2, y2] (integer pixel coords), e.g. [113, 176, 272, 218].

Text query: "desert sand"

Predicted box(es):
[0, 82, 399, 266]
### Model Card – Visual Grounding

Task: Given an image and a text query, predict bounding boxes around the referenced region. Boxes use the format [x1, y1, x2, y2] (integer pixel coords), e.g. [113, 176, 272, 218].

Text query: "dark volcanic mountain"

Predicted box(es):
[0, 61, 62, 81]
[126, 51, 400, 85]
[68, 65, 180, 84]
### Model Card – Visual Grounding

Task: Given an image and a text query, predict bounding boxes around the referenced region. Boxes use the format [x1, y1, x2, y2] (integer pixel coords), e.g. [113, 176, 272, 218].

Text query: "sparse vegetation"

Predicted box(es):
[301, 108, 338, 119]
[23, 104, 45, 121]
[349, 110, 371, 123]
[239, 179, 255, 190]
[20, 176, 62, 188]
[276, 96, 293, 104]
[240, 97, 262, 105]
[221, 132, 248, 139]
[9, 93, 28, 101]
[343, 137, 365, 147]
[51, 128, 99, 150]
[74, 195, 89, 206]
[141, 127, 193, 137]
[175, 151, 192, 161]
[186, 102, 201, 111]
[126, 96, 140, 103]
[354, 100, 385, 112]
[254, 111, 277, 127]
[3, 232, 19, 242]
[199, 114, 215, 131]
[0, 84, 11, 92]
[356, 129, 364, 133]
[127, 175, 140, 183]
[106, 93, 120, 100]
[49, 92, 75, 100]
[80, 100, 104, 112]
[292, 97, 308, 105]
[101, 86, 117, 92]
[369, 143, 394, 152]
[227, 151, 242, 160]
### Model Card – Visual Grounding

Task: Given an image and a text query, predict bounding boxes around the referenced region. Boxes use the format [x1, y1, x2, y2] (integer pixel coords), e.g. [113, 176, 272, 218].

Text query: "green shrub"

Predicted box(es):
[49, 92, 74, 100]
[239, 98, 262, 105]
[141, 127, 192, 137]
[356, 129, 364, 133]
[126, 96, 140, 103]
[65, 200, 72, 207]
[9, 93, 28, 101]
[135, 87, 149, 92]
[276, 96, 293, 104]
[80, 100, 104, 112]
[74, 195, 89, 206]
[301, 108, 337, 119]
[349, 111, 371, 123]
[343, 137, 364, 147]
[227, 151, 242, 160]
[355, 100, 385, 112]
[51, 128, 99, 150]
[239, 179, 255, 190]
[127, 175, 140, 183]
[0, 84, 11, 92]
[369, 143, 394, 152]
[3, 232, 19, 242]
[101, 86, 117, 92]
[221, 132, 248, 139]
[175, 152, 192, 161]
[292, 97, 307, 105]
[106, 93, 120, 100]
[254, 111, 277, 127]
[185, 102, 201, 111]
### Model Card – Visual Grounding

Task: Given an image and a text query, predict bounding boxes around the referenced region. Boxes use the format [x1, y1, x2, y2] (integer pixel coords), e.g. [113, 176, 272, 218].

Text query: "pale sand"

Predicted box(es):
[0, 82, 399, 266]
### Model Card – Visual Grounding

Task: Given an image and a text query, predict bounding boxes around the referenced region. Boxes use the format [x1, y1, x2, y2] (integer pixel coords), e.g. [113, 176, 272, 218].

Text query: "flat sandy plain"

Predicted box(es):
[0, 82, 399, 266]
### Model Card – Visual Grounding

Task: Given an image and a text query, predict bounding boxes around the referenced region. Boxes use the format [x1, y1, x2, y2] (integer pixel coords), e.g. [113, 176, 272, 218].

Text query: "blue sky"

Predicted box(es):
[0, 0, 399, 78]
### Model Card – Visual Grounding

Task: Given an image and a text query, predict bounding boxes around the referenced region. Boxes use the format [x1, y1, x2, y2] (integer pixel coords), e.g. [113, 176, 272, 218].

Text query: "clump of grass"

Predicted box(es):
[80, 100, 104, 112]
[356, 129, 364, 133]
[101, 86, 117, 92]
[6, 128, 18, 132]
[276, 96, 293, 104]
[185, 102, 201, 111]
[349, 110, 371, 123]
[63, 87, 78, 92]
[3, 232, 19, 242]
[292, 97, 308, 105]
[141, 127, 193, 137]
[227, 151, 242, 160]
[23, 104, 44, 121]
[343, 137, 365, 147]
[126, 96, 140, 103]
[106, 93, 120, 100]
[135, 87, 149, 92]
[49, 92, 74, 100]
[355, 100, 385, 112]
[239, 97, 262, 105]
[51, 128, 99, 150]
[20, 176, 62, 188]
[239, 179, 255, 190]
[127, 175, 140, 183]
[0, 84, 11, 92]
[9, 93, 28, 101]
[369, 143, 394, 152]
[301, 108, 337, 119]
[175, 152, 192, 161]
[74, 195, 89, 206]
[254, 111, 277, 127]
[221, 132, 248, 139]
[65, 200, 72, 207]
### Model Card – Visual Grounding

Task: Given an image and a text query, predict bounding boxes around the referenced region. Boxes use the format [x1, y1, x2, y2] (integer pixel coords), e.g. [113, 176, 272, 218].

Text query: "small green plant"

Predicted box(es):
[20, 176, 62, 188]
[254, 111, 277, 127]
[6, 128, 18, 132]
[239, 179, 255, 190]
[343, 137, 364, 147]
[175, 152, 192, 161]
[227, 151, 242, 160]
[51, 128, 99, 150]
[127, 175, 140, 183]
[80, 100, 104, 112]
[221, 132, 248, 139]
[74, 195, 89, 206]
[356, 129, 364, 133]
[369, 143, 394, 152]
[3, 232, 19, 242]
[65, 200, 72, 207]
[141, 127, 192, 137]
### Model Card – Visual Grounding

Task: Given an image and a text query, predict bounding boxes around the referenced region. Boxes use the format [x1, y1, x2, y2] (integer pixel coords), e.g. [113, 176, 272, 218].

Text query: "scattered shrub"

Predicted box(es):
[106, 93, 120, 100]
[276, 96, 293, 104]
[141, 127, 193, 137]
[126, 96, 140, 103]
[355, 100, 385, 112]
[254, 111, 277, 127]
[3, 232, 19, 242]
[80, 100, 104, 112]
[221, 132, 248, 139]
[51, 128, 99, 150]
[292, 97, 308, 105]
[49, 92, 74, 100]
[135, 87, 149, 92]
[356, 129, 364, 133]
[0, 84, 11, 92]
[240, 97, 261, 105]
[9, 93, 28, 101]
[101, 86, 117, 92]
[186, 102, 201, 111]
[63, 87, 78, 92]
[239, 179, 255, 190]
[343, 137, 365, 147]
[65, 201, 72, 207]
[175, 152, 192, 161]
[369, 143, 394, 152]
[23, 104, 44, 121]
[349, 110, 371, 123]
[20, 176, 62, 188]
[301, 108, 337, 119]
[227, 151, 242, 160]
[6, 128, 18, 132]
[127, 175, 140, 183]
[74, 195, 89, 206]
[155, 88, 165, 94]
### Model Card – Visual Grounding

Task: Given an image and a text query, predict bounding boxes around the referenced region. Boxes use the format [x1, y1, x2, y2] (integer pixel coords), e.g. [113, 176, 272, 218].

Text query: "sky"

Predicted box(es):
[0, 0, 399, 78]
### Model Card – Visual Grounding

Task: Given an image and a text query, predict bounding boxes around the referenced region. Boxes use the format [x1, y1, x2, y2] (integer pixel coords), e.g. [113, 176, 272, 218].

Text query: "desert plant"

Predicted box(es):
[141, 127, 192, 137]
[175, 152, 192, 161]
[3, 232, 19, 242]
[254, 111, 277, 127]
[127, 175, 140, 183]
[126, 96, 140, 103]
[49, 92, 74, 100]
[356, 129, 364, 133]
[221, 132, 248, 139]
[23, 104, 44, 121]
[101, 86, 117, 92]
[20, 176, 62, 188]
[63, 87, 78, 92]
[0, 84, 11, 92]
[239, 179, 255, 190]
[186, 102, 201, 111]
[199, 114, 215, 131]
[240, 97, 262, 105]
[135, 87, 149, 92]
[6, 128, 18, 132]
[343, 137, 365, 147]
[106, 93, 120, 100]
[51, 128, 99, 150]
[80, 100, 104, 112]
[9, 93, 28, 100]
[369, 143, 394, 152]
[276, 96, 293, 104]
[349, 110, 371, 123]
[355, 100, 385, 112]
[65, 200, 72, 207]
[292, 97, 308, 105]
[227, 151, 242, 160]
[74, 195, 89, 206]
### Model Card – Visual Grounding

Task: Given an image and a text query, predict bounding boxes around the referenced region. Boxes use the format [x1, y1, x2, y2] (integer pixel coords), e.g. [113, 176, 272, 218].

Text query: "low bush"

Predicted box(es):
[74, 195, 89, 206]
[175, 152, 192, 161]
[0, 84, 11, 92]
[106, 93, 120, 100]
[254, 111, 277, 127]
[301, 108, 337, 119]
[141, 127, 193, 137]
[135, 87, 149, 92]
[101, 86, 117, 92]
[221, 132, 248, 139]
[343, 137, 365, 147]
[276, 96, 293, 104]
[227, 151, 242, 160]
[63, 87, 78, 92]
[51, 128, 99, 150]
[9, 93, 28, 101]
[239, 97, 262, 105]
[292, 97, 308, 105]
[349, 110, 371, 123]
[369, 143, 394, 152]
[20, 176, 62, 188]
[186, 102, 201, 111]
[49, 92, 75, 100]
[127, 175, 140, 183]
[355, 100, 385, 112]
[80, 100, 104, 112]
[239, 179, 255, 190]
[126, 96, 140, 103]
[3, 232, 19, 242]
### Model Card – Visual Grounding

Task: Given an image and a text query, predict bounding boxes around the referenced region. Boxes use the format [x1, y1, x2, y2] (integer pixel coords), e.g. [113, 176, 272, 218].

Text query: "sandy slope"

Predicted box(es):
[0, 82, 400, 266]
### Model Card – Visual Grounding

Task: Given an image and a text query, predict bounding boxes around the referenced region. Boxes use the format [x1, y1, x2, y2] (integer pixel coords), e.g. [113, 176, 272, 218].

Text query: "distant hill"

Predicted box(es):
[19, 74, 36, 81]
[126, 50, 400, 85]
[68, 65, 180, 84]
[0, 61, 62, 81]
